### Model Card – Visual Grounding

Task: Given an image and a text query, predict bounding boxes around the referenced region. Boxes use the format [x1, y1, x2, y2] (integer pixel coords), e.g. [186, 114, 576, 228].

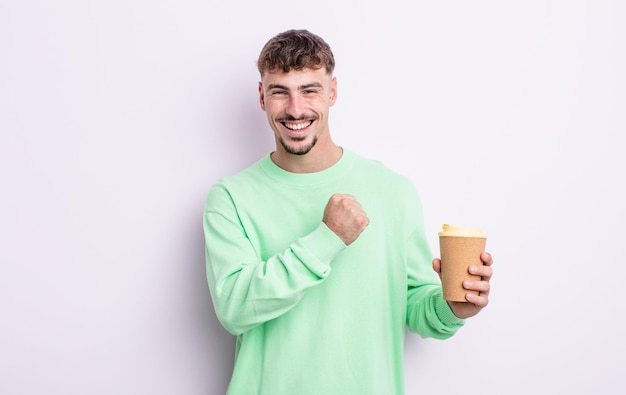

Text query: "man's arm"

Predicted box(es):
[204, 189, 367, 336]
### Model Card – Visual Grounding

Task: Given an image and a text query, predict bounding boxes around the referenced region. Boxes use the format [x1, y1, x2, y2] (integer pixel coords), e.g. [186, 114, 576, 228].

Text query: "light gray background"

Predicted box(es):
[1, 1, 624, 394]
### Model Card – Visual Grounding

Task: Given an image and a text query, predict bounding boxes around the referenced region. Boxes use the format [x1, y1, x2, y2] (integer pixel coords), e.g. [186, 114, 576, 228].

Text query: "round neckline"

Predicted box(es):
[259, 148, 355, 188]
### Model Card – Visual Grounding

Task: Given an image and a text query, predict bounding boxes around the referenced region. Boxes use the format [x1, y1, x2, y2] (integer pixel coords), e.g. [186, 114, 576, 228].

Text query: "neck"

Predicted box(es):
[271, 142, 343, 174]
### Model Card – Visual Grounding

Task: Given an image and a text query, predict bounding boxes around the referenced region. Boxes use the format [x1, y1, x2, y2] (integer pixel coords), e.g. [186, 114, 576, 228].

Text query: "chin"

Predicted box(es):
[281, 137, 317, 156]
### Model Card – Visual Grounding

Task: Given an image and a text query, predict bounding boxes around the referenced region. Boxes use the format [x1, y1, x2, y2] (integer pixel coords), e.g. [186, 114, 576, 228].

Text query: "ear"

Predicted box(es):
[329, 77, 338, 106]
[258, 81, 266, 111]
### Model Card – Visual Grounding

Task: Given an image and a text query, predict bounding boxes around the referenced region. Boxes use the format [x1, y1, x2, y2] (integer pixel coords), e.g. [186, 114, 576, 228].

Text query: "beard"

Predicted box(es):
[279, 135, 318, 156]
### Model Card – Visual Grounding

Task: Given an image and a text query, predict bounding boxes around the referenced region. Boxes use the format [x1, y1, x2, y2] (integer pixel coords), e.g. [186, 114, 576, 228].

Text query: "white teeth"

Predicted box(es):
[284, 121, 311, 130]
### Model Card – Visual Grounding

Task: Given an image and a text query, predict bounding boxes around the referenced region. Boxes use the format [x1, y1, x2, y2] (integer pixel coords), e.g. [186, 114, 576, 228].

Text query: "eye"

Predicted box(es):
[270, 90, 287, 96]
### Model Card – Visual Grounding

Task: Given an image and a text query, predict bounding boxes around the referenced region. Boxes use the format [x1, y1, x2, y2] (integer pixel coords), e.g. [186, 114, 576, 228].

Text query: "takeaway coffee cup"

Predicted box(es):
[438, 224, 487, 302]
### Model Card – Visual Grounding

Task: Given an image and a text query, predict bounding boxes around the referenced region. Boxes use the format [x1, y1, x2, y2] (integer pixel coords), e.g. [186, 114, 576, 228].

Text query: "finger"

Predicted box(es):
[469, 264, 493, 279]
[328, 193, 354, 204]
[338, 194, 356, 201]
[465, 292, 489, 308]
[481, 252, 493, 266]
[432, 258, 442, 274]
[463, 279, 491, 295]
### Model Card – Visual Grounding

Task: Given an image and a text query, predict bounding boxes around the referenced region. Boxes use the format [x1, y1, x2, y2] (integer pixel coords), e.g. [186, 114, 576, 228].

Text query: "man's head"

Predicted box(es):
[257, 29, 335, 77]
[257, 30, 339, 170]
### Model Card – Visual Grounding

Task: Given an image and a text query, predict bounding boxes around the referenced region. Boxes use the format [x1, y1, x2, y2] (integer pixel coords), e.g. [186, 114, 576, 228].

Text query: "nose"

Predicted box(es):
[285, 95, 304, 119]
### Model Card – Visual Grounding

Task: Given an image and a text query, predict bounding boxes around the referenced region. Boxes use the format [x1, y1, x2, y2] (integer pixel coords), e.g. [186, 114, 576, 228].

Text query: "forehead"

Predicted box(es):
[262, 67, 331, 88]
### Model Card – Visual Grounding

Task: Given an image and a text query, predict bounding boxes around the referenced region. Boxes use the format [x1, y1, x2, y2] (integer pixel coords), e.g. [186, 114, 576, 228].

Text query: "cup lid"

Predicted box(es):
[438, 224, 486, 237]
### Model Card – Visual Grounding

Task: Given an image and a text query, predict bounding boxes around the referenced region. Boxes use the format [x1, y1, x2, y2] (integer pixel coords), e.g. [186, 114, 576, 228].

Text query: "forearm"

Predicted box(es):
[205, 213, 345, 335]
[406, 285, 464, 339]
[405, 223, 464, 339]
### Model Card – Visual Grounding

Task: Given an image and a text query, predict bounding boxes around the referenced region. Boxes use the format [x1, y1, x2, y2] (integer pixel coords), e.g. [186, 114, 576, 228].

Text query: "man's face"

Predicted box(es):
[259, 67, 337, 156]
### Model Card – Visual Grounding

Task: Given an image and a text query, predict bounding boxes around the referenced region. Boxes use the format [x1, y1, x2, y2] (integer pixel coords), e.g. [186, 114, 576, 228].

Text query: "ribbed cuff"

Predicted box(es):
[292, 223, 347, 278]
[434, 290, 466, 326]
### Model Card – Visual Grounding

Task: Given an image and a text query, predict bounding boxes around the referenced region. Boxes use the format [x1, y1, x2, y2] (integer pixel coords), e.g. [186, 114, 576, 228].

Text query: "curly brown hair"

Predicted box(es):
[257, 29, 335, 76]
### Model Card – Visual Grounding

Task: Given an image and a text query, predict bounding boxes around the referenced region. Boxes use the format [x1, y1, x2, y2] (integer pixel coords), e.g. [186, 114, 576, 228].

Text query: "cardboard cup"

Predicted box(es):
[439, 225, 487, 302]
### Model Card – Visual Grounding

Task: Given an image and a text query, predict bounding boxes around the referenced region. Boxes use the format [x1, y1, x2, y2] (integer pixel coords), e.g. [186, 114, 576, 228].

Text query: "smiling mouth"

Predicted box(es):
[282, 120, 314, 131]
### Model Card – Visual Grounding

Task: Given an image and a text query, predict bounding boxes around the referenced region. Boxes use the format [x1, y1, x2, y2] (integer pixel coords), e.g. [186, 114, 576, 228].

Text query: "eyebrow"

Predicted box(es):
[267, 82, 324, 91]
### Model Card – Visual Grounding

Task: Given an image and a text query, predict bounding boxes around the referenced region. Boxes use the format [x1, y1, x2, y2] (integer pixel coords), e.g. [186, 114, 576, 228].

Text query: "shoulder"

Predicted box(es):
[204, 156, 268, 211]
[349, 150, 417, 193]
[219, 162, 262, 187]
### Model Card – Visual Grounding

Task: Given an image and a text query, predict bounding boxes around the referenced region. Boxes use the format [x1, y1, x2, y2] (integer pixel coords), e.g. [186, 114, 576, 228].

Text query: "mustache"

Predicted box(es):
[277, 115, 316, 122]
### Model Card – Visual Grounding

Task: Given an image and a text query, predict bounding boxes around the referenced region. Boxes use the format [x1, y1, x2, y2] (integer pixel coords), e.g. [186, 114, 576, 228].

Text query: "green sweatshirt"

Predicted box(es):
[203, 149, 464, 395]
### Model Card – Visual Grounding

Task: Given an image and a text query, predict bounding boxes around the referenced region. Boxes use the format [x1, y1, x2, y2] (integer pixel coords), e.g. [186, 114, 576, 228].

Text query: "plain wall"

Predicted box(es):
[1, 1, 624, 394]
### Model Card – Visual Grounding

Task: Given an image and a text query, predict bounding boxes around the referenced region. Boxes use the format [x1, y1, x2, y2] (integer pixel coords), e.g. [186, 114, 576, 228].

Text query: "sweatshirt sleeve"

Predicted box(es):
[203, 184, 346, 336]
[404, 192, 465, 338]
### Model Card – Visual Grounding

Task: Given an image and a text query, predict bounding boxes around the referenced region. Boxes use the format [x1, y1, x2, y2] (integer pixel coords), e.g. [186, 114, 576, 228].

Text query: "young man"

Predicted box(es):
[203, 29, 494, 395]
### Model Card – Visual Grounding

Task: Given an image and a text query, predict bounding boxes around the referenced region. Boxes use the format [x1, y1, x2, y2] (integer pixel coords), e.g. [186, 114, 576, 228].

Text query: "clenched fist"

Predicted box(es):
[322, 194, 369, 245]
